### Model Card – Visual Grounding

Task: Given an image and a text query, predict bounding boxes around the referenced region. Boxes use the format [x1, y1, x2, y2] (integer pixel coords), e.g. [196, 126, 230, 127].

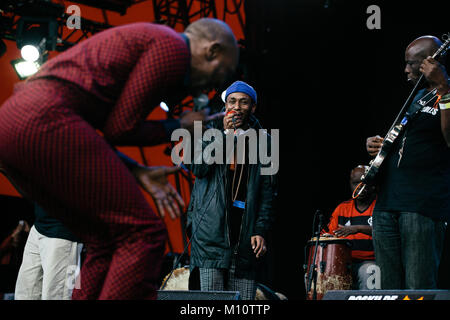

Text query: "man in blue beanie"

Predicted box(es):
[222, 81, 257, 131]
[186, 80, 276, 300]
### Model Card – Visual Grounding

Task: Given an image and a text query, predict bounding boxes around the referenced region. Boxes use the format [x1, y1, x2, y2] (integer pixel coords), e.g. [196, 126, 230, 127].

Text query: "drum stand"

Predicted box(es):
[305, 210, 324, 300]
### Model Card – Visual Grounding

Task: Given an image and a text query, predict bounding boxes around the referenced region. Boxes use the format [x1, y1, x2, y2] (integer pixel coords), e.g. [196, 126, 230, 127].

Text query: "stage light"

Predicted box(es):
[11, 58, 43, 80]
[160, 101, 169, 112]
[21, 44, 41, 62]
[16, 22, 52, 63]
[16, 16, 58, 63]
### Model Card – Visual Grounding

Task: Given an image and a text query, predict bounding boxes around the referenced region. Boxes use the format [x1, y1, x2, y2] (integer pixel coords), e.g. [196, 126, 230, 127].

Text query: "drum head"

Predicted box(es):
[307, 236, 351, 246]
[160, 267, 190, 290]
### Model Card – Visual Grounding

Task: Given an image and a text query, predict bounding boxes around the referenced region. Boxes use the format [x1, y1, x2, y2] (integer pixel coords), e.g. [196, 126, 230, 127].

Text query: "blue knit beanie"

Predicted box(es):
[223, 81, 257, 104]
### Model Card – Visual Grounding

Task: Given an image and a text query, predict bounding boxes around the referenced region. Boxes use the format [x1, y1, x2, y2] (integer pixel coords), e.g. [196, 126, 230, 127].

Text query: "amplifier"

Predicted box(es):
[322, 289, 450, 300]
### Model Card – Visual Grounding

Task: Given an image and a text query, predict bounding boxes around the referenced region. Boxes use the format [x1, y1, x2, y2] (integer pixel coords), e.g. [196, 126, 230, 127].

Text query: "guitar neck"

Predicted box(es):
[385, 75, 424, 138]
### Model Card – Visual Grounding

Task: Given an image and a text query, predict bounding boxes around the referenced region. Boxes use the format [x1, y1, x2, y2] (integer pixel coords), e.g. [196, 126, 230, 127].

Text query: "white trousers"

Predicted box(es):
[14, 225, 83, 300]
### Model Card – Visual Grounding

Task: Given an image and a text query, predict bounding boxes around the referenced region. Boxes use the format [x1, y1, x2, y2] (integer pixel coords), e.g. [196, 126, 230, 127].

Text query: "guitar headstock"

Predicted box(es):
[434, 33, 450, 58]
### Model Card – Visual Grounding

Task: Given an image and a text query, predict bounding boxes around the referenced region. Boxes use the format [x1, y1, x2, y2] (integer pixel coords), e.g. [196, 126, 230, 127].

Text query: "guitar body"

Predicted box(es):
[361, 123, 404, 186]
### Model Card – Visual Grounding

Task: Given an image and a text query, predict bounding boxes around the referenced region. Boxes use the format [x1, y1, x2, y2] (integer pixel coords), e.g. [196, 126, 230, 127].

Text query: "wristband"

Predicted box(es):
[441, 92, 450, 104]
[439, 101, 450, 110]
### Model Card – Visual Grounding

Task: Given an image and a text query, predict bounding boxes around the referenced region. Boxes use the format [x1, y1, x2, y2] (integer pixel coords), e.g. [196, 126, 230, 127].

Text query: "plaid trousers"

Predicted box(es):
[199, 259, 256, 300]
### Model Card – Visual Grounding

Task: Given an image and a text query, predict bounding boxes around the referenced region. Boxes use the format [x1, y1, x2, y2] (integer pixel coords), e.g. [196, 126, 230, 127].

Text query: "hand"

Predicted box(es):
[11, 220, 29, 247]
[251, 235, 267, 258]
[321, 233, 334, 238]
[180, 109, 225, 133]
[420, 57, 450, 95]
[223, 110, 244, 130]
[132, 165, 185, 220]
[366, 135, 383, 157]
[334, 224, 358, 237]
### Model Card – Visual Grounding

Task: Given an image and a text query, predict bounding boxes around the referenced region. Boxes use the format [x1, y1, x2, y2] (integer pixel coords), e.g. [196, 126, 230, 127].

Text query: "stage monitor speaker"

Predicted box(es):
[157, 290, 240, 300]
[322, 289, 450, 300]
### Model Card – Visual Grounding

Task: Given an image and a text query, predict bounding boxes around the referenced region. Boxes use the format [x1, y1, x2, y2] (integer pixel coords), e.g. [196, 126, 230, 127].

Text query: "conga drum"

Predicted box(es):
[160, 267, 190, 291]
[304, 237, 352, 300]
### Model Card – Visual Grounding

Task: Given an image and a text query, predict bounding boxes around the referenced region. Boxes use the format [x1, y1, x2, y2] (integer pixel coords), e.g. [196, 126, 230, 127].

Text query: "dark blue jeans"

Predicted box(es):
[372, 210, 446, 289]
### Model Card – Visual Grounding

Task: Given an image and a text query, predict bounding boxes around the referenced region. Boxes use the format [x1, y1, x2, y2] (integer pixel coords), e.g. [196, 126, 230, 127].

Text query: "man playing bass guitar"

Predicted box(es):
[366, 35, 450, 290]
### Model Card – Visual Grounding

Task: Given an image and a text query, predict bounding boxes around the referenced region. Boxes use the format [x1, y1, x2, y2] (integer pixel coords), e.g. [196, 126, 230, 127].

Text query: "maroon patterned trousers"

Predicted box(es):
[0, 79, 167, 299]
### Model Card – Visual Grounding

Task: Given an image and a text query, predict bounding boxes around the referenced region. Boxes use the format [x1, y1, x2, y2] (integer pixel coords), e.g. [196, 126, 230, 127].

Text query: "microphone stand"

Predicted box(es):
[305, 210, 324, 300]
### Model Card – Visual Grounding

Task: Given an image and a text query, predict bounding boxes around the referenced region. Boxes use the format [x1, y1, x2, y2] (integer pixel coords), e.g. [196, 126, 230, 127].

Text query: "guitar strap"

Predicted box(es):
[396, 89, 439, 167]
[406, 102, 424, 119]
[404, 88, 438, 123]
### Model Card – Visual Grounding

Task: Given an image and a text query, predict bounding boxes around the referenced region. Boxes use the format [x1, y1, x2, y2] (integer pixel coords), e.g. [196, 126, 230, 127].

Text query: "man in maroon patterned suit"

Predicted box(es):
[0, 18, 238, 299]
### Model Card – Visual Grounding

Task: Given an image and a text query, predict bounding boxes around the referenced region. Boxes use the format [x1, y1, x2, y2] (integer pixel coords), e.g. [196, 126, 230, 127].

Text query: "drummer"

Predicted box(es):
[321, 165, 380, 290]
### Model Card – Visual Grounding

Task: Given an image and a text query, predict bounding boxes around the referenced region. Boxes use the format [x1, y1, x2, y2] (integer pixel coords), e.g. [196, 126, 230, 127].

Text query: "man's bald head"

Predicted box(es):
[406, 35, 442, 60]
[350, 165, 367, 182]
[185, 18, 237, 48]
[184, 18, 239, 96]
[404, 35, 443, 84]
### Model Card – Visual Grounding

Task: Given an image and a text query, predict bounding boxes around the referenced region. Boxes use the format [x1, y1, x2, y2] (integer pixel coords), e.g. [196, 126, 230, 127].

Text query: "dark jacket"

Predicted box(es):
[186, 115, 276, 277]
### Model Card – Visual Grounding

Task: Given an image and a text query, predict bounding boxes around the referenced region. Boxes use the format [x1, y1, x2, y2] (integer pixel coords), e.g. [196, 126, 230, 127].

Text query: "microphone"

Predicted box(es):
[193, 93, 209, 111]
[193, 93, 221, 129]
[231, 116, 237, 130]
[227, 110, 237, 130]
